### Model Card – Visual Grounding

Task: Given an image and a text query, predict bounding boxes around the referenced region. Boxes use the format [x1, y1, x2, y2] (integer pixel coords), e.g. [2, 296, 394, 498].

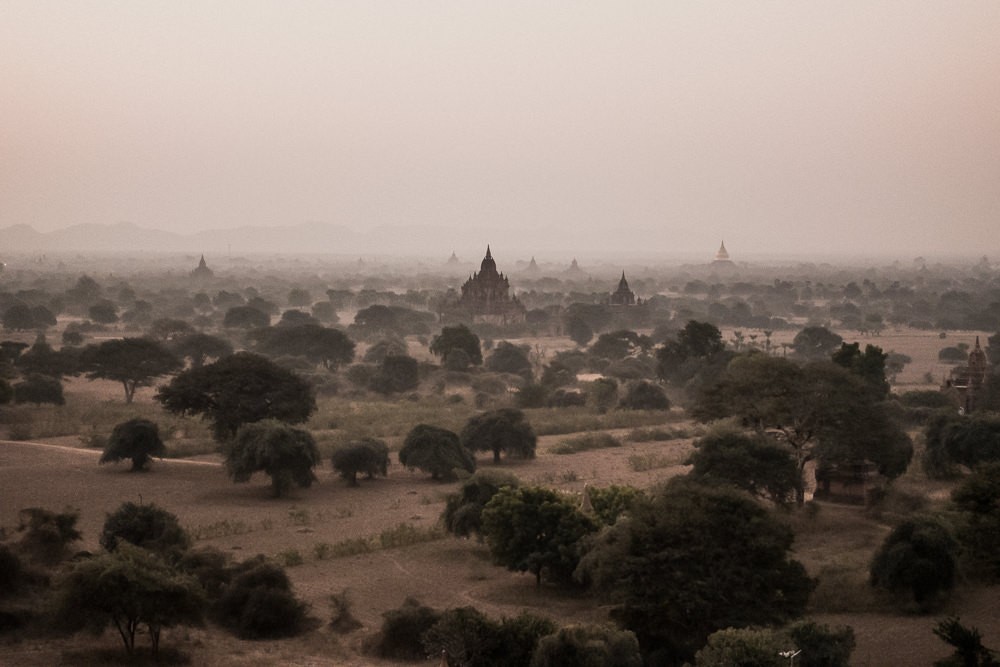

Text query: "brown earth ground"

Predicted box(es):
[0, 326, 997, 665]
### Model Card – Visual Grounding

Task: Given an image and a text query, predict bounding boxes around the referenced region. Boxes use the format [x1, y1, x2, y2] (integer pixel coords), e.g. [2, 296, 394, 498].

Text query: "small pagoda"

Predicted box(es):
[609, 272, 637, 306]
[190, 255, 214, 280]
[713, 241, 734, 266]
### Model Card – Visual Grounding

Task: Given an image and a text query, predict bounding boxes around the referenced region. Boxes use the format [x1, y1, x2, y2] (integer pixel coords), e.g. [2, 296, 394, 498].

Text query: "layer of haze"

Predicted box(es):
[2, 2, 998, 259]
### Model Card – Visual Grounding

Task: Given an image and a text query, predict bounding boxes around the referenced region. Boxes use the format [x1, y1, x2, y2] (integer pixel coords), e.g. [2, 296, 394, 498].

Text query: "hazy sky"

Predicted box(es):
[2, 2, 998, 258]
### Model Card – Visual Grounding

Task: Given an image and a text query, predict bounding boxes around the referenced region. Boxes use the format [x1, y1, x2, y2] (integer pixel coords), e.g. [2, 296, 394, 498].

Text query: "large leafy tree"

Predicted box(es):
[82, 338, 182, 403]
[156, 352, 316, 441]
[460, 408, 537, 464]
[443, 470, 521, 538]
[656, 320, 730, 390]
[831, 341, 890, 398]
[169, 332, 233, 368]
[480, 485, 597, 587]
[399, 424, 475, 481]
[100, 418, 167, 471]
[486, 341, 534, 379]
[430, 324, 483, 366]
[950, 462, 1000, 580]
[791, 326, 843, 360]
[870, 517, 958, 611]
[693, 354, 913, 505]
[55, 544, 204, 657]
[590, 330, 650, 361]
[924, 412, 1000, 477]
[100, 502, 190, 558]
[227, 420, 320, 497]
[577, 480, 814, 659]
[253, 324, 355, 370]
[687, 430, 799, 505]
[330, 437, 390, 486]
[369, 354, 420, 394]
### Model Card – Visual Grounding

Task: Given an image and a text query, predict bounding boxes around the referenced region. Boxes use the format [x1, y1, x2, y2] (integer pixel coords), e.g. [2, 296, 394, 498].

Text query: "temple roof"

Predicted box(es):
[714, 241, 730, 261]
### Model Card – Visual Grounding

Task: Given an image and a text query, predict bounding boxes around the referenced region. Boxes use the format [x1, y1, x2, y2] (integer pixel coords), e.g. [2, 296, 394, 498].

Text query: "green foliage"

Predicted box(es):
[486, 341, 533, 379]
[223, 305, 270, 328]
[870, 517, 959, 611]
[923, 412, 1000, 478]
[371, 597, 441, 660]
[100, 502, 190, 558]
[951, 462, 1000, 580]
[0, 376, 12, 405]
[0, 545, 23, 596]
[832, 342, 890, 398]
[688, 430, 799, 504]
[157, 352, 316, 441]
[587, 485, 644, 526]
[17, 336, 76, 378]
[899, 390, 955, 409]
[515, 382, 549, 408]
[933, 617, 999, 667]
[422, 607, 558, 667]
[618, 380, 670, 410]
[81, 337, 182, 403]
[213, 556, 308, 639]
[369, 354, 420, 394]
[694, 627, 787, 667]
[589, 377, 618, 413]
[590, 329, 650, 361]
[399, 424, 476, 481]
[54, 544, 204, 656]
[13, 374, 64, 405]
[442, 470, 520, 538]
[330, 437, 389, 485]
[530, 624, 642, 667]
[481, 486, 598, 586]
[16, 506, 82, 564]
[169, 332, 233, 368]
[362, 336, 408, 364]
[578, 480, 814, 659]
[100, 418, 166, 471]
[461, 408, 537, 463]
[227, 420, 320, 497]
[430, 324, 483, 365]
[786, 621, 856, 667]
[791, 326, 843, 360]
[656, 320, 727, 386]
[253, 324, 355, 370]
[566, 316, 594, 347]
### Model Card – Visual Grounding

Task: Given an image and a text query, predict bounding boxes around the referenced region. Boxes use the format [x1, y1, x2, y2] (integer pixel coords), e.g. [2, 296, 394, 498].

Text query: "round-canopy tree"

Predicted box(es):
[330, 437, 390, 486]
[687, 430, 799, 505]
[369, 354, 420, 394]
[486, 341, 534, 379]
[430, 324, 483, 366]
[100, 501, 191, 557]
[100, 418, 167, 471]
[82, 338, 182, 404]
[227, 420, 320, 497]
[156, 352, 316, 442]
[460, 408, 537, 464]
[870, 517, 959, 611]
[254, 324, 355, 370]
[399, 424, 475, 481]
[169, 332, 233, 368]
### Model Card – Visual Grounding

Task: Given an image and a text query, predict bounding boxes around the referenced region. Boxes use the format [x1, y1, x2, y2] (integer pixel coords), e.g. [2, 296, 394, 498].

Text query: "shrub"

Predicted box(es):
[371, 597, 441, 660]
[100, 502, 190, 559]
[618, 380, 669, 410]
[214, 557, 308, 639]
[443, 470, 521, 538]
[551, 432, 620, 454]
[530, 624, 642, 667]
[331, 438, 390, 485]
[17, 507, 82, 565]
[13, 374, 64, 405]
[328, 589, 363, 634]
[870, 517, 959, 611]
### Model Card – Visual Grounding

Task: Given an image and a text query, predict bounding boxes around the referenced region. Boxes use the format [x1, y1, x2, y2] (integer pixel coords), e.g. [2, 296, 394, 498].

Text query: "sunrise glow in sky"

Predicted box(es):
[2, 2, 998, 258]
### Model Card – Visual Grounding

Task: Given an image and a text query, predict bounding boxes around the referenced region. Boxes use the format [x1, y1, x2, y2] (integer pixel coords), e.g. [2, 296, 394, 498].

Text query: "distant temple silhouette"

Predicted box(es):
[943, 337, 990, 413]
[713, 241, 734, 265]
[453, 246, 526, 325]
[609, 272, 638, 306]
[190, 255, 214, 280]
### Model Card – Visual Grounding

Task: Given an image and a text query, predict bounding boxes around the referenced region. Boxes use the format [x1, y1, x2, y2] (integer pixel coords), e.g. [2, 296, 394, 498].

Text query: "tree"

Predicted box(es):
[461, 408, 537, 464]
[55, 544, 204, 656]
[0, 377, 11, 405]
[148, 318, 195, 341]
[687, 430, 799, 504]
[933, 617, 999, 667]
[88, 298, 119, 324]
[100, 418, 167, 471]
[81, 338, 182, 403]
[531, 624, 642, 667]
[486, 341, 533, 379]
[430, 324, 483, 365]
[100, 501, 191, 558]
[223, 305, 270, 329]
[331, 438, 390, 485]
[589, 377, 618, 413]
[227, 421, 320, 497]
[157, 352, 316, 441]
[13, 374, 64, 405]
[618, 380, 670, 410]
[213, 556, 308, 639]
[254, 324, 355, 370]
[656, 320, 728, 388]
[17, 335, 76, 378]
[443, 470, 520, 538]
[923, 413, 1000, 477]
[950, 462, 1000, 580]
[694, 627, 787, 667]
[787, 621, 856, 667]
[791, 326, 843, 360]
[870, 517, 958, 611]
[577, 480, 814, 659]
[590, 330, 649, 361]
[369, 354, 420, 394]
[420, 607, 558, 667]
[565, 316, 594, 347]
[694, 355, 913, 505]
[362, 336, 408, 364]
[3, 303, 38, 331]
[17, 507, 82, 564]
[169, 332, 233, 368]
[399, 424, 476, 481]
[832, 342, 890, 398]
[480, 485, 597, 587]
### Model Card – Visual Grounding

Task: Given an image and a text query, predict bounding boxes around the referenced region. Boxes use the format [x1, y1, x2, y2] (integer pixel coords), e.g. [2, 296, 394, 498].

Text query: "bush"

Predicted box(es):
[371, 597, 441, 660]
[0, 546, 23, 596]
[551, 433, 620, 455]
[786, 621, 856, 667]
[530, 624, 642, 667]
[214, 557, 308, 639]
[99, 418, 166, 471]
[618, 380, 670, 410]
[331, 438, 390, 485]
[443, 470, 520, 538]
[13, 374, 64, 405]
[870, 516, 959, 611]
[17, 507, 82, 565]
[328, 589, 363, 634]
[100, 502, 190, 559]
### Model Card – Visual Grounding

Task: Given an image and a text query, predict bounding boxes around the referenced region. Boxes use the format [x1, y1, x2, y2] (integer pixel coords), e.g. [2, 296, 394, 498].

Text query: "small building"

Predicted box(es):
[943, 337, 990, 413]
[814, 461, 885, 505]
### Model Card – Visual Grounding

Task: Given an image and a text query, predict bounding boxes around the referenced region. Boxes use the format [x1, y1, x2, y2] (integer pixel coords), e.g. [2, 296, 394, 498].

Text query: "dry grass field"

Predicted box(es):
[1, 326, 997, 665]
